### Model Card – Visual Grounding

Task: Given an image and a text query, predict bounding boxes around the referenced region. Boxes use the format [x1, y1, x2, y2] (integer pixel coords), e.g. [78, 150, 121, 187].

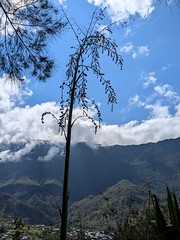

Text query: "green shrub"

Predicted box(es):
[152, 186, 180, 240]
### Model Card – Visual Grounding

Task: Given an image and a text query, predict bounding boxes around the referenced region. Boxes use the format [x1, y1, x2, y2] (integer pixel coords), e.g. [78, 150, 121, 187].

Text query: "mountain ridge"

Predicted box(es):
[0, 137, 179, 224]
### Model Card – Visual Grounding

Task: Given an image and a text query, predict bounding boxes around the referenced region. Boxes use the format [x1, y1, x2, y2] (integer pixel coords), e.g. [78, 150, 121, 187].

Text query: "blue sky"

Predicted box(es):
[0, 0, 180, 160]
[28, 0, 180, 123]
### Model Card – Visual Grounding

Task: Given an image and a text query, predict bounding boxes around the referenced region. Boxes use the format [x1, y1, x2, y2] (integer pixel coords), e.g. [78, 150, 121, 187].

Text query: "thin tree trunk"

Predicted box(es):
[60, 80, 76, 240]
[60, 122, 72, 239]
[60, 47, 83, 240]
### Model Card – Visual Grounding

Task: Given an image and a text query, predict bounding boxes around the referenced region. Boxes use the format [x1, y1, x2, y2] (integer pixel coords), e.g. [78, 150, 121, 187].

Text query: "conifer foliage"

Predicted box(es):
[0, 0, 65, 82]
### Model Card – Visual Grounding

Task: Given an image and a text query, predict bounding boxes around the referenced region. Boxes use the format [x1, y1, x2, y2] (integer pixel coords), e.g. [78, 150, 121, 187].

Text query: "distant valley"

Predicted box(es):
[0, 137, 180, 225]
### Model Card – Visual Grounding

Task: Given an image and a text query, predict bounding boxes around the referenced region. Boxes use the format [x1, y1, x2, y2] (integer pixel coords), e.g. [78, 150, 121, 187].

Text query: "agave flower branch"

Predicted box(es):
[42, 8, 123, 240]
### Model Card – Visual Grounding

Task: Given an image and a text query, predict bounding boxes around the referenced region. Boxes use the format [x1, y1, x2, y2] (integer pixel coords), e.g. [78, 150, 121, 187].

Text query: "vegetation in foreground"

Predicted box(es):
[0, 186, 179, 240]
[100, 186, 180, 240]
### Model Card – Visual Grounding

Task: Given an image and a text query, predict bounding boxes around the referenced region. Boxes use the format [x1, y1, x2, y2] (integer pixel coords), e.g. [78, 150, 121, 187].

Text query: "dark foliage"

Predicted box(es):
[152, 187, 180, 240]
[0, 0, 66, 82]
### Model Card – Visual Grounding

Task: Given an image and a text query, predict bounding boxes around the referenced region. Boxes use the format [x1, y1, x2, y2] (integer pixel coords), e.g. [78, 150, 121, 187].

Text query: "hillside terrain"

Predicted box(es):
[69, 179, 149, 230]
[0, 137, 179, 225]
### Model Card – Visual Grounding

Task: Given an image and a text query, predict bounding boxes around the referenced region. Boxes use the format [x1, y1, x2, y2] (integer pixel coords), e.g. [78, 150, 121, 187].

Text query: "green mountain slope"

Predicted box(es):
[0, 137, 179, 224]
[68, 179, 148, 230]
[0, 178, 62, 224]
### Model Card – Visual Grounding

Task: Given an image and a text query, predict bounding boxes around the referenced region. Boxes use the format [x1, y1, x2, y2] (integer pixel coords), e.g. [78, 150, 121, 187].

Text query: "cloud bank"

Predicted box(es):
[87, 0, 154, 21]
[0, 76, 180, 162]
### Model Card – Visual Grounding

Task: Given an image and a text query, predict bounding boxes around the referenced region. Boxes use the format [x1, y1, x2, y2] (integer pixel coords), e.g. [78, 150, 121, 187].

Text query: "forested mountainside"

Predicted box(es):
[69, 179, 149, 230]
[0, 137, 179, 224]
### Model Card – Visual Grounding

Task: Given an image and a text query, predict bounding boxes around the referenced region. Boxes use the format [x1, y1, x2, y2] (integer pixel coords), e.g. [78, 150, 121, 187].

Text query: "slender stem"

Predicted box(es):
[60, 45, 83, 240]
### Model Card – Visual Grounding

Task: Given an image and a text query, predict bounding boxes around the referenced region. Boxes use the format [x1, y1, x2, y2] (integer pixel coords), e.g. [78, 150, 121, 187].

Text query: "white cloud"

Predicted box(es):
[38, 146, 60, 161]
[175, 104, 180, 116]
[143, 72, 157, 88]
[0, 75, 180, 162]
[120, 42, 150, 58]
[96, 116, 180, 145]
[137, 72, 180, 113]
[162, 64, 173, 72]
[87, 0, 154, 21]
[129, 94, 140, 104]
[129, 84, 180, 119]
[0, 101, 64, 145]
[129, 94, 145, 107]
[154, 84, 180, 101]
[129, 93, 172, 118]
[145, 102, 171, 118]
[138, 46, 150, 56]
[124, 28, 132, 37]
[120, 42, 134, 53]
[0, 75, 33, 113]
[1, 96, 180, 160]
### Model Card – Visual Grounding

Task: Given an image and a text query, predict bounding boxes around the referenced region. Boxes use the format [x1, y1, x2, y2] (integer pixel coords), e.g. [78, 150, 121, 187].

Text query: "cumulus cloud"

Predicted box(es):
[129, 93, 174, 118]
[143, 72, 157, 88]
[145, 103, 171, 118]
[38, 146, 60, 161]
[120, 42, 133, 53]
[0, 141, 38, 162]
[129, 70, 180, 119]
[120, 42, 150, 58]
[1, 99, 180, 161]
[129, 85, 180, 119]
[138, 46, 150, 57]
[154, 84, 180, 102]
[0, 75, 33, 113]
[87, 0, 154, 21]
[1, 96, 180, 161]
[1, 75, 180, 162]
[0, 101, 63, 145]
[97, 116, 180, 145]
[139, 71, 180, 105]
[129, 94, 145, 107]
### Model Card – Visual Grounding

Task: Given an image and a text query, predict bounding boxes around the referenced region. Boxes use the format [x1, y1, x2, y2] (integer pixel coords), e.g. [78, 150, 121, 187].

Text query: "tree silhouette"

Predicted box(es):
[0, 0, 65, 82]
[13, 218, 24, 240]
[42, 8, 123, 240]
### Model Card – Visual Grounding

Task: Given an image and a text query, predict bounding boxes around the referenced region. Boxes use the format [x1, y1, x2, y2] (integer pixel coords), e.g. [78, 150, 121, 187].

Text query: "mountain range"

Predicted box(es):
[0, 137, 179, 225]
